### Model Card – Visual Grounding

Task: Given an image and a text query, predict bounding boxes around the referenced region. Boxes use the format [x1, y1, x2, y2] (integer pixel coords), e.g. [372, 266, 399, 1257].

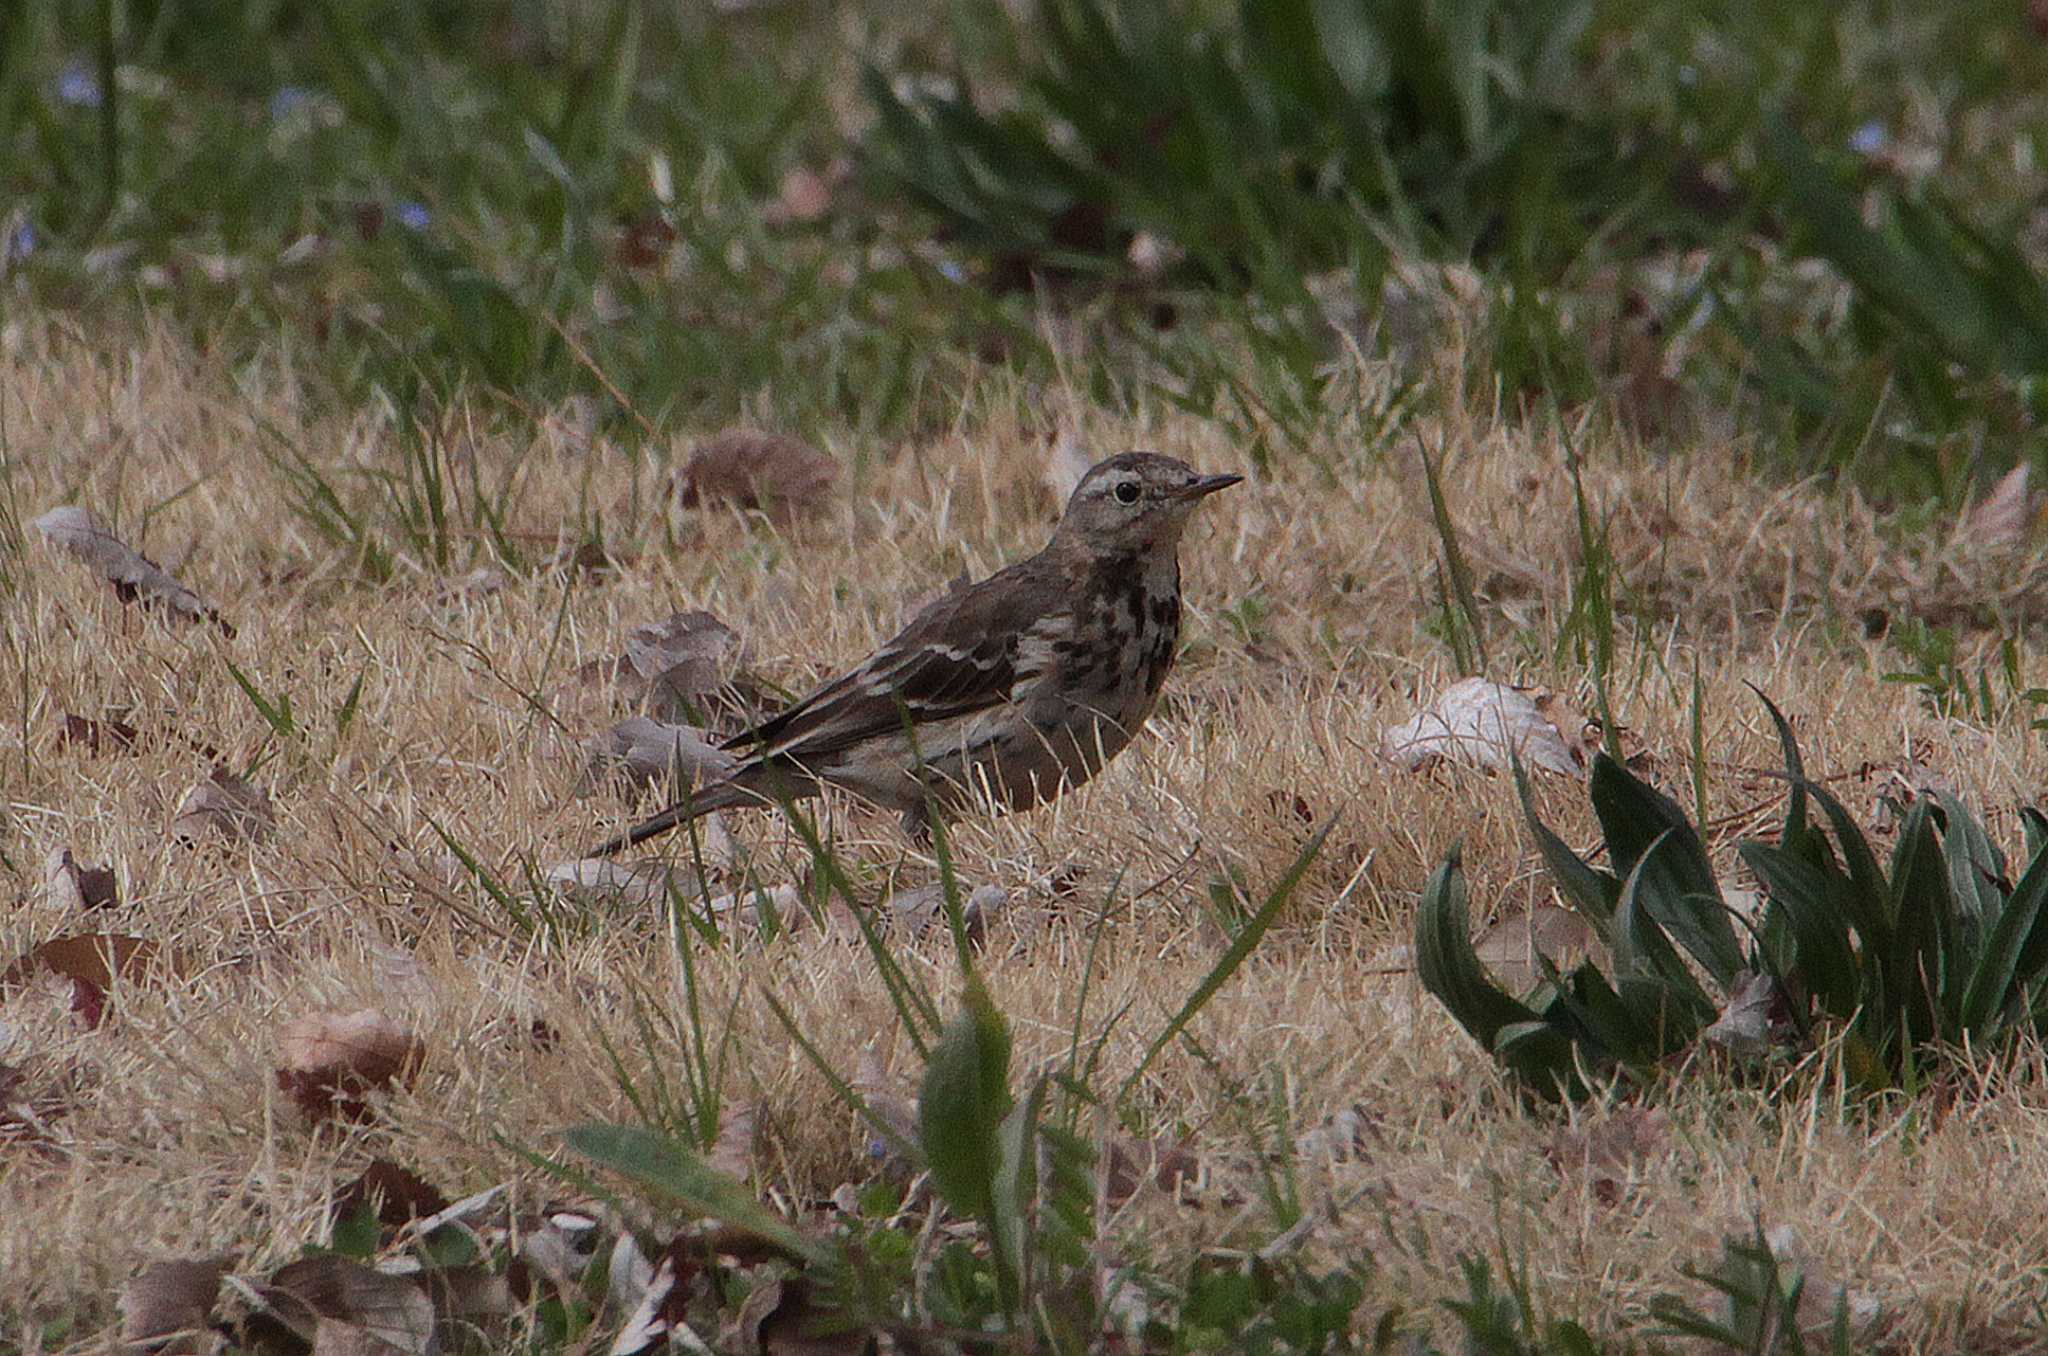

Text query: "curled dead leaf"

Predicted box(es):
[1703, 970, 1783, 1055]
[1960, 462, 2041, 550]
[275, 1009, 424, 1123]
[675, 430, 836, 524]
[172, 766, 275, 845]
[34, 505, 231, 632]
[45, 846, 120, 912]
[1380, 677, 1596, 777]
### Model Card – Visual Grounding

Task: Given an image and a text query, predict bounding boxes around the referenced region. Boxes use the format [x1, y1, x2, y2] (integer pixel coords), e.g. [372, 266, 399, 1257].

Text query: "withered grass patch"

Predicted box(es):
[5, 314, 2048, 1347]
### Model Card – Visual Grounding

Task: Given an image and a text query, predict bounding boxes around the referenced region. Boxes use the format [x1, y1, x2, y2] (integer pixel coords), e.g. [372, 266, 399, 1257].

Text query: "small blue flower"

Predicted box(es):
[395, 201, 431, 232]
[55, 60, 102, 108]
[1848, 121, 1888, 156]
[936, 258, 966, 284]
[268, 86, 314, 121]
[5, 220, 36, 263]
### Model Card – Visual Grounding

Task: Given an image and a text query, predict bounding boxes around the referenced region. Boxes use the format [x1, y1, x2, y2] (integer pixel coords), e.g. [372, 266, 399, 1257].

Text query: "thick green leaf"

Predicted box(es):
[919, 976, 1013, 1223]
[1414, 847, 1547, 1053]
[1801, 780, 1893, 957]
[1959, 831, 2048, 1031]
[1885, 798, 1954, 1041]
[1588, 755, 1742, 985]
[988, 1072, 1047, 1313]
[1740, 841, 1860, 1018]
[1491, 1021, 1579, 1100]
[1934, 789, 2007, 937]
[1749, 687, 1811, 859]
[564, 1124, 828, 1265]
[1515, 760, 1620, 925]
[1610, 832, 1715, 1016]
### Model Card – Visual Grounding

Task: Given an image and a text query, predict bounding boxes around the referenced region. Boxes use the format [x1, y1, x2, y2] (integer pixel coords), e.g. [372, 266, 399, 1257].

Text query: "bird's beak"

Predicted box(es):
[1178, 473, 1245, 499]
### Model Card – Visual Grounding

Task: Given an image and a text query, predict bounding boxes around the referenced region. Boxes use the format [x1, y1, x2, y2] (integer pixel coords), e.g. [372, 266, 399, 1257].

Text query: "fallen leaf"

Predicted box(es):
[45, 846, 120, 912]
[34, 505, 231, 632]
[332, 1161, 450, 1232]
[547, 859, 709, 912]
[275, 1010, 424, 1123]
[579, 717, 738, 796]
[1703, 970, 1782, 1055]
[1293, 1103, 1382, 1164]
[60, 711, 139, 753]
[572, 610, 755, 726]
[1544, 1106, 1667, 1206]
[607, 1249, 704, 1356]
[882, 882, 1009, 946]
[119, 1257, 228, 1355]
[1472, 905, 1596, 994]
[1960, 462, 2040, 549]
[263, 1257, 435, 1356]
[171, 766, 276, 845]
[1104, 1135, 1199, 1208]
[1760, 1224, 1882, 1338]
[1380, 677, 1595, 777]
[0, 933, 163, 1027]
[675, 430, 836, 524]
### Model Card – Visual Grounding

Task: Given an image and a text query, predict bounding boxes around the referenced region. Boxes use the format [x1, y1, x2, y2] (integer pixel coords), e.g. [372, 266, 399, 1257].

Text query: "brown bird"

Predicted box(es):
[589, 452, 1241, 856]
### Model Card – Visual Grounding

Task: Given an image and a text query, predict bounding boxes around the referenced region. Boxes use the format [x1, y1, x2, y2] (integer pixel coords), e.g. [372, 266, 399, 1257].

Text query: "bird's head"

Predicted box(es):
[1056, 452, 1242, 556]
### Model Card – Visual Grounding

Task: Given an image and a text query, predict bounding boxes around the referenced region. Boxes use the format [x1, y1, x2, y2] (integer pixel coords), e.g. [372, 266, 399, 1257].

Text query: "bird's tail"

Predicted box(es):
[585, 778, 768, 858]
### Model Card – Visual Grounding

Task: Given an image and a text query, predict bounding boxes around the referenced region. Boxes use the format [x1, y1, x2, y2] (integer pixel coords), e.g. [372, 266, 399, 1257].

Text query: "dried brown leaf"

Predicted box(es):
[171, 766, 276, 845]
[275, 1010, 424, 1123]
[1472, 904, 1596, 994]
[546, 859, 709, 911]
[265, 1258, 435, 1356]
[1544, 1107, 1668, 1206]
[676, 430, 836, 524]
[1380, 677, 1595, 777]
[1703, 970, 1783, 1055]
[60, 711, 139, 753]
[1, 933, 165, 1027]
[45, 846, 121, 912]
[34, 505, 231, 632]
[119, 1257, 229, 1355]
[332, 1160, 451, 1232]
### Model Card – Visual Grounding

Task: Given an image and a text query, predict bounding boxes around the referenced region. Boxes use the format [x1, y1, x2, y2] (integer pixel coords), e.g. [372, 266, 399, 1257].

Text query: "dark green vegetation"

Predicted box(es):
[1421, 693, 2048, 1102]
[6, 0, 2048, 499]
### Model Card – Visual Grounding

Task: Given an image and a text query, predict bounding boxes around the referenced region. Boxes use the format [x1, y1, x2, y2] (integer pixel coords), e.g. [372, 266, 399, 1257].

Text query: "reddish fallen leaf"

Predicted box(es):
[119, 1257, 229, 1355]
[618, 211, 678, 269]
[275, 1010, 424, 1123]
[59, 711, 139, 753]
[676, 430, 836, 524]
[0, 933, 163, 1028]
[1543, 1107, 1668, 1207]
[332, 1160, 451, 1231]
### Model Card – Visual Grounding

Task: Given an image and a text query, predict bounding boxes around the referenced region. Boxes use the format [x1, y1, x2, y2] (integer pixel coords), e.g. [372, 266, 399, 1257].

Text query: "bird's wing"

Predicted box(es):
[723, 560, 1055, 765]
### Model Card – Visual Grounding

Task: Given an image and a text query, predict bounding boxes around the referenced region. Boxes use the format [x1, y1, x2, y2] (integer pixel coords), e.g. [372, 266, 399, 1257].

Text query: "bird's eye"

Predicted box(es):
[1113, 480, 1140, 504]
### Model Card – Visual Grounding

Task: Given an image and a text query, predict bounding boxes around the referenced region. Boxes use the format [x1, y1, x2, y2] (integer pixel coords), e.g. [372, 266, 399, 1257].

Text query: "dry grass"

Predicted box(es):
[6, 312, 2048, 1349]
